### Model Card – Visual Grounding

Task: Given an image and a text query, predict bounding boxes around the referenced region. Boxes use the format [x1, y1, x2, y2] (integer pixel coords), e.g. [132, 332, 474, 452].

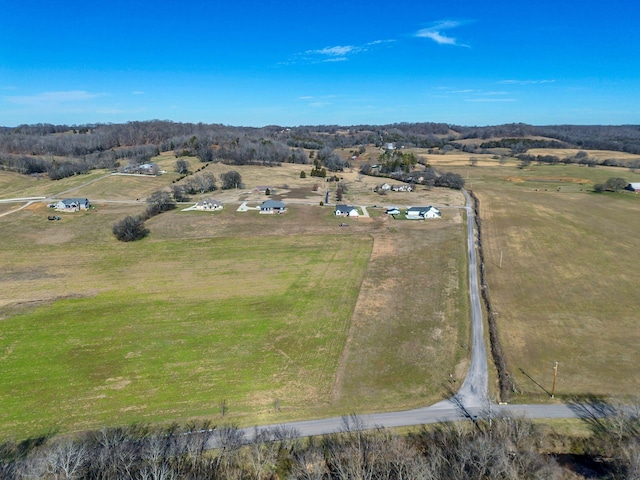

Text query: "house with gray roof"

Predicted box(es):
[260, 199, 286, 214]
[54, 198, 90, 212]
[335, 205, 359, 217]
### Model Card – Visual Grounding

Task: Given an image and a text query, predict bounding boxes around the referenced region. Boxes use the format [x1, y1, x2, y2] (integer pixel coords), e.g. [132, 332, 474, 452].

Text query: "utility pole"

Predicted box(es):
[499, 250, 503, 269]
[551, 361, 558, 398]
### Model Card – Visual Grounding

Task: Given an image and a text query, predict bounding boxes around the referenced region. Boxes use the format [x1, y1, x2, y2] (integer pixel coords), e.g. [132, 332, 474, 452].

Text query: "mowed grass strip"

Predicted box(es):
[0, 233, 371, 439]
[478, 188, 640, 400]
[333, 217, 470, 412]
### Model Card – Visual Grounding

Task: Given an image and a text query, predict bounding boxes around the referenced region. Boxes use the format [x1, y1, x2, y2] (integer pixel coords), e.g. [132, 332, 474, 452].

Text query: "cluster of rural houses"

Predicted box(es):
[384, 205, 441, 219]
[50, 195, 439, 221]
[334, 203, 441, 219]
[193, 198, 224, 210]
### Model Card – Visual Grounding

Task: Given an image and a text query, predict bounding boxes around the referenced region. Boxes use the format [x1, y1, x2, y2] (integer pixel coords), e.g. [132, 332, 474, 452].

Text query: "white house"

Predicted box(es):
[422, 206, 441, 219]
[194, 198, 223, 210]
[55, 198, 90, 212]
[406, 206, 441, 220]
[260, 199, 286, 214]
[335, 204, 359, 217]
[626, 183, 640, 192]
[391, 184, 413, 192]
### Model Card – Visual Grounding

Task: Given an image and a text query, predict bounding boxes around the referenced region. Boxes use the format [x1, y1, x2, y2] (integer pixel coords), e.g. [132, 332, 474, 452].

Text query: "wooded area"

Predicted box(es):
[1, 121, 640, 181]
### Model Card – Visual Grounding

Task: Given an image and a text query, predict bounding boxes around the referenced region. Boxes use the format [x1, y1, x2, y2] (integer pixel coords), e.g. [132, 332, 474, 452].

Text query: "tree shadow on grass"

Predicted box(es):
[518, 367, 553, 397]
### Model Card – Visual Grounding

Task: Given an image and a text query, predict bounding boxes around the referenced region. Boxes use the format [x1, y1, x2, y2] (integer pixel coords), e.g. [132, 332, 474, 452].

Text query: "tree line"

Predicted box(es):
[2, 120, 640, 182]
[1, 399, 639, 479]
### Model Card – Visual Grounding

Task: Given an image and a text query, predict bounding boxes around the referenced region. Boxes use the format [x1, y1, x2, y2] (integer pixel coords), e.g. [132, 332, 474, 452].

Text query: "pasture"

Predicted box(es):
[0, 166, 469, 440]
[0, 207, 371, 437]
[420, 154, 640, 402]
[478, 188, 640, 401]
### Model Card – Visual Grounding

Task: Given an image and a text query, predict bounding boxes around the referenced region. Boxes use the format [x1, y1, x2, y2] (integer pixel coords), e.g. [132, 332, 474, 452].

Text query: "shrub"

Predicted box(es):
[112, 216, 149, 242]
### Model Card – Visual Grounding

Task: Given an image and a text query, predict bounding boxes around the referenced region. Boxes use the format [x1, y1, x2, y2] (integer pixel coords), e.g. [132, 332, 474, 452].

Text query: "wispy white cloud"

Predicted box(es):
[415, 20, 470, 47]
[498, 79, 556, 85]
[293, 39, 394, 64]
[308, 102, 332, 108]
[429, 86, 515, 102]
[5, 90, 104, 106]
[132, 91, 145, 95]
[309, 45, 357, 57]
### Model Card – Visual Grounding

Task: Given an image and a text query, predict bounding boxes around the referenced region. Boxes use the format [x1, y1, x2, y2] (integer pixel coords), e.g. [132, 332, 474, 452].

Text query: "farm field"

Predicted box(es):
[7, 145, 638, 439]
[0, 167, 469, 440]
[478, 187, 640, 400]
[421, 155, 640, 402]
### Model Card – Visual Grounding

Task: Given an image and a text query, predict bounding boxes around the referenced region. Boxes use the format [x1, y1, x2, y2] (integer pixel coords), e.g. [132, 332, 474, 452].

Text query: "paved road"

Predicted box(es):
[218, 402, 585, 445]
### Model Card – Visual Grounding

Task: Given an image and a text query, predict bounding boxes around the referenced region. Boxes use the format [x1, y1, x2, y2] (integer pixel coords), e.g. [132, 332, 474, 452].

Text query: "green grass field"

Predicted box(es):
[0, 184, 469, 440]
[0, 226, 371, 437]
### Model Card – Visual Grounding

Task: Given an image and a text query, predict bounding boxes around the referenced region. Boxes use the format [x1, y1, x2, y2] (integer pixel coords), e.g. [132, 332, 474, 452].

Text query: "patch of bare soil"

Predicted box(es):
[0, 293, 95, 319]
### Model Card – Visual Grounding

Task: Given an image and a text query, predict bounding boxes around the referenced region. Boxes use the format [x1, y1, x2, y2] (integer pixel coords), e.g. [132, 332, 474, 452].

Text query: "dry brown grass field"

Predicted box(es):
[422, 153, 640, 402]
[479, 188, 640, 401]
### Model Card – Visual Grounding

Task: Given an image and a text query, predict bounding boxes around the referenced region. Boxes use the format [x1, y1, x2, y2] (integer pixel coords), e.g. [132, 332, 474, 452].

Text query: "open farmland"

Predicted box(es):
[421, 154, 640, 402]
[0, 165, 469, 440]
[478, 188, 640, 400]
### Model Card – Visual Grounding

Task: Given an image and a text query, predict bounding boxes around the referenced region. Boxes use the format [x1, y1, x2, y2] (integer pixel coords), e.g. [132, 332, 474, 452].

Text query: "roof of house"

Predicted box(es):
[335, 204, 357, 211]
[61, 198, 89, 205]
[261, 200, 285, 209]
[406, 206, 428, 212]
[407, 205, 439, 213]
[627, 183, 640, 190]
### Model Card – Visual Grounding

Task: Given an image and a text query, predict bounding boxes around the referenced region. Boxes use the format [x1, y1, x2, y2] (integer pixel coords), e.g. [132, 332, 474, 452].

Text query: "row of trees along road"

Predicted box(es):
[3, 400, 640, 479]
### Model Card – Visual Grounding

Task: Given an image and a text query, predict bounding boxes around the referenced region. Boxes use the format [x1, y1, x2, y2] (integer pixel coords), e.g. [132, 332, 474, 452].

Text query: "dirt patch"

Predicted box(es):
[0, 293, 96, 316]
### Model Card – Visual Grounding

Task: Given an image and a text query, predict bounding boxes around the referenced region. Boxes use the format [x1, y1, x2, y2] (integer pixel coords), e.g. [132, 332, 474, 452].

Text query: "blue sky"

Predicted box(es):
[1, 0, 639, 127]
